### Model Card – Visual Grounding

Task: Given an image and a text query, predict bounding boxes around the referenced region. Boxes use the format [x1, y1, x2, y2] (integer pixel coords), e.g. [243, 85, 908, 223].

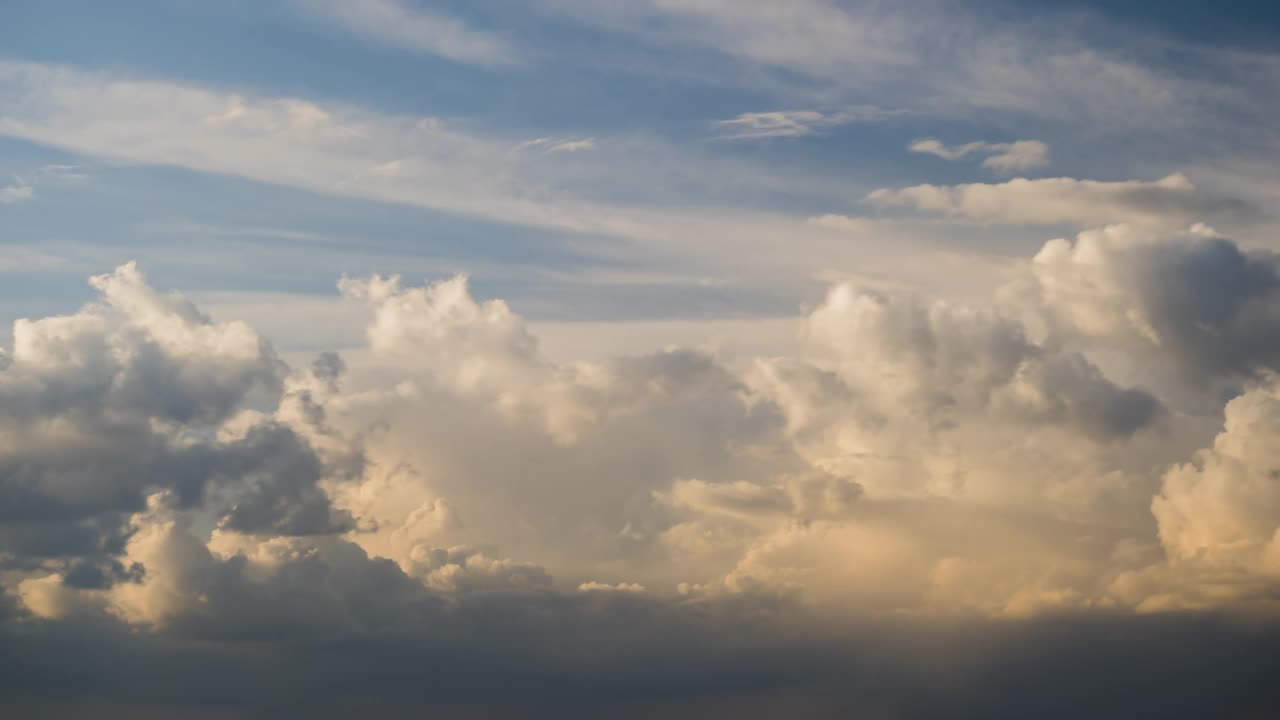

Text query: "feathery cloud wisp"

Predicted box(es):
[910, 138, 1050, 173]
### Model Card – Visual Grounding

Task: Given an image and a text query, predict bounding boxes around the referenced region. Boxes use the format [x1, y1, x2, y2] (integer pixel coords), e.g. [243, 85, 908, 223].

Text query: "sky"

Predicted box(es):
[2, 1, 1280, 717]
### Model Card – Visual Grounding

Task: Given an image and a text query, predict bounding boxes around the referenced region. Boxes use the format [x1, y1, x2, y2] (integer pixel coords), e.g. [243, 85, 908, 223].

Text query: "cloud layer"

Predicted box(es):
[867, 174, 1253, 228]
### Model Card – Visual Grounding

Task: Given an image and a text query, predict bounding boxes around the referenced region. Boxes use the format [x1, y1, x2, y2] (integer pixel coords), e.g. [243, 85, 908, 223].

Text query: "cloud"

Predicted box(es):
[3, 250, 1280, 714]
[1154, 379, 1280, 577]
[866, 173, 1251, 227]
[517, 137, 597, 153]
[909, 138, 1050, 173]
[0, 263, 352, 594]
[0, 166, 89, 209]
[793, 282, 1160, 438]
[0, 178, 33, 204]
[328, 261, 1171, 619]
[337, 271, 765, 447]
[406, 544, 553, 594]
[0, 261, 280, 429]
[0, 257, 1246, 623]
[2, 253, 1273, 624]
[0, 61, 622, 239]
[0, 61, 1112, 314]
[337, 272, 589, 441]
[1025, 224, 1280, 383]
[291, 0, 517, 67]
[37, 164, 91, 182]
[981, 140, 1050, 173]
[578, 580, 646, 592]
[712, 108, 891, 140]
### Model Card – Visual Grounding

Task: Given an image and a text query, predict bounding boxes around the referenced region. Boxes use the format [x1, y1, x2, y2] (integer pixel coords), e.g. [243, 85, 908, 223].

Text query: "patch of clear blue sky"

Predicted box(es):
[1, 0, 1277, 332]
[1028, 0, 1280, 47]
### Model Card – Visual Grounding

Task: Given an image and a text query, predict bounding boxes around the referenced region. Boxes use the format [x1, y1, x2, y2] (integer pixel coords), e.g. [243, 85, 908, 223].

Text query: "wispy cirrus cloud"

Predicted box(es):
[37, 163, 91, 182]
[712, 107, 893, 140]
[516, 136, 597, 154]
[0, 178, 33, 204]
[291, 0, 518, 67]
[542, 0, 1280, 141]
[909, 138, 1049, 173]
[0, 61, 969, 302]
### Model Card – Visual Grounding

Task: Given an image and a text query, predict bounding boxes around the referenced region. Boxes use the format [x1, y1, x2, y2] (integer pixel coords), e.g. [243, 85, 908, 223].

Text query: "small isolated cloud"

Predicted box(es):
[0, 166, 90, 207]
[713, 107, 893, 140]
[0, 178, 33, 205]
[909, 138, 1049, 173]
[516, 136, 597, 154]
[292, 0, 517, 67]
[981, 140, 1049, 173]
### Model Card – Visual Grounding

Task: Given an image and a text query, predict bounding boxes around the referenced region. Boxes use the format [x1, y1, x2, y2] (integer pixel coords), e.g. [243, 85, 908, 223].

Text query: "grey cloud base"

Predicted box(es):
[1, 599, 1277, 719]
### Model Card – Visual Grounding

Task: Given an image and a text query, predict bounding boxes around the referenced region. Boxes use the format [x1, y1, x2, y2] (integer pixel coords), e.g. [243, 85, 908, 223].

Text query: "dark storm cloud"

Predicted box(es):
[60, 558, 145, 590]
[0, 417, 353, 580]
[1132, 238, 1280, 377]
[213, 423, 354, 537]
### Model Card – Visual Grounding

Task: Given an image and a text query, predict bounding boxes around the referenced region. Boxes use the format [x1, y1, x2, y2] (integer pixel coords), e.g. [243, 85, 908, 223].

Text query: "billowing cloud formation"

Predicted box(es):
[338, 272, 678, 444]
[0, 263, 352, 604]
[1028, 224, 1280, 382]
[1154, 380, 1280, 576]
[5, 231, 1280, 714]
[794, 283, 1160, 441]
[909, 138, 1050, 173]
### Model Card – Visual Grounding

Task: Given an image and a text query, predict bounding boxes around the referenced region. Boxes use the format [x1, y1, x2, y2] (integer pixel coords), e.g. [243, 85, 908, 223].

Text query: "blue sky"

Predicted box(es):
[2, 0, 1278, 347]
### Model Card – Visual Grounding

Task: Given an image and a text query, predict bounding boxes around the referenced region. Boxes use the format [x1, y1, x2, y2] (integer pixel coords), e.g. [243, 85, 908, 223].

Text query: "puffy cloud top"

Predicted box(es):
[1030, 224, 1280, 381]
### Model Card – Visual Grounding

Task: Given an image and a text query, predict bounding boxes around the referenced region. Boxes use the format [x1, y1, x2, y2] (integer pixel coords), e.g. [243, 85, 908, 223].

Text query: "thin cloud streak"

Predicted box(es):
[291, 0, 518, 67]
[712, 107, 897, 140]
